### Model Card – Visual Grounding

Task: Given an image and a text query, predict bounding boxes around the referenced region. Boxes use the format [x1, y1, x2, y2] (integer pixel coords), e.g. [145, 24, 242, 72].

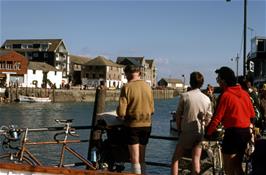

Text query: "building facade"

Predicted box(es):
[26, 62, 62, 88]
[82, 56, 124, 89]
[157, 78, 184, 89]
[0, 50, 28, 87]
[69, 54, 91, 86]
[1, 39, 69, 83]
[116, 56, 156, 87]
[247, 36, 266, 87]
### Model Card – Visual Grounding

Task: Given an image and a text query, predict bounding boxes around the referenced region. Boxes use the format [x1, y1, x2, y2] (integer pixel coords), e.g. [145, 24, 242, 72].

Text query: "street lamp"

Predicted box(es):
[248, 27, 255, 51]
[227, 0, 247, 76]
[231, 54, 240, 82]
[247, 27, 255, 38]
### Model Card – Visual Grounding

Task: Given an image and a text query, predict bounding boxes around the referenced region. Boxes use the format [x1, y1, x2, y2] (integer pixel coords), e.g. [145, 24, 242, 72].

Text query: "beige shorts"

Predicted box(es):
[178, 131, 202, 149]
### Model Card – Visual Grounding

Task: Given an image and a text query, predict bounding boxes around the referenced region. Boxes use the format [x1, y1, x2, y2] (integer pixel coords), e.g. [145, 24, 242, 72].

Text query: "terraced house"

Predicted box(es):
[82, 56, 124, 89]
[69, 54, 91, 86]
[1, 39, 70, 83]
[116, 56, 157, 87]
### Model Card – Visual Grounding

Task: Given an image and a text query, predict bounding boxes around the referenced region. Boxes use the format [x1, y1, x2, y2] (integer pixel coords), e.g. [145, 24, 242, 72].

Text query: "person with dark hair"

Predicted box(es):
[205, 84, 217, 113]
[171, 71, 212, 175]
[117, 65, 154, 174]
[239, 78, 261, 136]
[206, 66, 255, 175]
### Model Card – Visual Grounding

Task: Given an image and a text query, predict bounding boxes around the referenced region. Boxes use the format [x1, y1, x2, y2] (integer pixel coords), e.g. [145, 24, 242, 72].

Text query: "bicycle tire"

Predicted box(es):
[244, 155, 253, 175]
[0, 153, 37, 166]
[212, 146, 223, 175]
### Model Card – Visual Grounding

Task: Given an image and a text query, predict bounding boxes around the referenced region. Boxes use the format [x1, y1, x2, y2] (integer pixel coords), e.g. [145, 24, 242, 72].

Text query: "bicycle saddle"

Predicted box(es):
[55, 119, 73, 124]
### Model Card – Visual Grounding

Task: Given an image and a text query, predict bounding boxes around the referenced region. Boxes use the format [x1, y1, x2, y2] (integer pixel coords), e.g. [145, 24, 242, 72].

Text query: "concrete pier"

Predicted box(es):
[1, 87, 180, 102]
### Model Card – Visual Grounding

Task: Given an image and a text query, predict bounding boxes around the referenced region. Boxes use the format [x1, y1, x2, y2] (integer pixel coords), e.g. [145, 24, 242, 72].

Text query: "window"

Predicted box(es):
[21, 44, 27, 49]
[40, 44, 49, 50]
[33, 52, 39, 57]
[13, 62, 21, 70]
[33, 70, 36, 74]
[55, 71, 57, 75]
[0, 61, 4, 69]
[33, 44, 40, 48]
[13, 44, 21, 48]
[7, 61, 12, 69]
[258, 40, 265, 52]
[5, 45, 11, 49]
[44, 53, 48, 58]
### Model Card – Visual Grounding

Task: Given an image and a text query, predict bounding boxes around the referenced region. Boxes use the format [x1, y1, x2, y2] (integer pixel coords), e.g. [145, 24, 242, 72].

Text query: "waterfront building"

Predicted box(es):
[82, 56, 124, 89]
[69, 54, 91, 86]
[247, 36, 266, 88]
[157, 78, 184, 90]
[116, 56, 157, 87]
[1, 39, 70, 83]
[0, 49, 28, 87]
[26, 62, 62, 88]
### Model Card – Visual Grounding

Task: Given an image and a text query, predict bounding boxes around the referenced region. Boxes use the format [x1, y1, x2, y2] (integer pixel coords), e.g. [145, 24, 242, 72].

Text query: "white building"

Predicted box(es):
[24, 62, 62, 88]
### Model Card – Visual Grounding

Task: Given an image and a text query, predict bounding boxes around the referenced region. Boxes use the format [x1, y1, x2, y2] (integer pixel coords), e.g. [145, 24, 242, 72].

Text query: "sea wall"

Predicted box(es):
[1, 87, 180, 102]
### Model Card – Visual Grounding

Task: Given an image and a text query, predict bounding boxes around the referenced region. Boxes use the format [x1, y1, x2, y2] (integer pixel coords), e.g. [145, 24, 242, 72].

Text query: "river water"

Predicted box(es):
[0, 97, 179, 174]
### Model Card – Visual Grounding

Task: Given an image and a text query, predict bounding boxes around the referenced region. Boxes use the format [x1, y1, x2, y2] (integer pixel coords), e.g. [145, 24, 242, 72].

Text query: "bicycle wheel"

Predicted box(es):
[0, 153, 37, 166]
[212, 146, 223, 175]
[244, 155, 253, 175]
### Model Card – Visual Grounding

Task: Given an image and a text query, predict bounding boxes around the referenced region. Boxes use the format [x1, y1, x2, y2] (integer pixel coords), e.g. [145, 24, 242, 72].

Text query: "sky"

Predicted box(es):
[0, 0, 265, 86]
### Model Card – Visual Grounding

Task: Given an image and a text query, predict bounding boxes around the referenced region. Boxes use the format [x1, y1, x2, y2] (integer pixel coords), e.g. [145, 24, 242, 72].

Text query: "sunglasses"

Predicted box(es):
[216, 76, 221, 83]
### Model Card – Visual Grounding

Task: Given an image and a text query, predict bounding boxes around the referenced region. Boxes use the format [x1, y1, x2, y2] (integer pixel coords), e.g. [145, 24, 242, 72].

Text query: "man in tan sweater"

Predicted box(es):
[117, 65, 154, 174]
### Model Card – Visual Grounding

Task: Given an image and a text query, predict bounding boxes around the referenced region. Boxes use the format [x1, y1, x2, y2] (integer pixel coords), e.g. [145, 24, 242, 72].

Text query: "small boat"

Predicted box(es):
[18, 95, 51, 102]
[170, 111, 178, 132]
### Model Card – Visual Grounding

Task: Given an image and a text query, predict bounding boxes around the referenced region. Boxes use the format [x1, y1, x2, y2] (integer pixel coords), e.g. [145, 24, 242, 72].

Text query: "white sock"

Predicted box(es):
[131, 163, 141, 174]
[141, 163, 146, 174]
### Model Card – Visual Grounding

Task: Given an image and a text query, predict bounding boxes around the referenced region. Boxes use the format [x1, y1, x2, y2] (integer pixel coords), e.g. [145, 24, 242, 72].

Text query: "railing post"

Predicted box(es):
[87, 82, 106, 167]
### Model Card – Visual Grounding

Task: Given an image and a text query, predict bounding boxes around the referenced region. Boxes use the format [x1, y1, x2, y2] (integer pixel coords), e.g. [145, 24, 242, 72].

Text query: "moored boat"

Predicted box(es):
[19, 95, 51, 102]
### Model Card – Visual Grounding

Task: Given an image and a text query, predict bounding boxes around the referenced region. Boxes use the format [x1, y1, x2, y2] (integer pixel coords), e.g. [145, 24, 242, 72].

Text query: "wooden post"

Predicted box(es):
[15, 86, 18, 100]
[87, 82, 106, 166]
[9, 86, 13, 102]
[52, 87, 55, 102]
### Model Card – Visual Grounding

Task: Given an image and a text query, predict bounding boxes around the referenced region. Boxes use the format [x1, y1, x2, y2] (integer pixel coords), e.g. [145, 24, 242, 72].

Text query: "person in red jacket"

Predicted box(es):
[206, 66, 255, 175]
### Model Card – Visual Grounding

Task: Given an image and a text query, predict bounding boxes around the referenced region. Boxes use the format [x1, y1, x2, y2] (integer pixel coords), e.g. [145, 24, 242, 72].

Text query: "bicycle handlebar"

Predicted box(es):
[53, 119, 79, 142]
[0, 125, 22, 141]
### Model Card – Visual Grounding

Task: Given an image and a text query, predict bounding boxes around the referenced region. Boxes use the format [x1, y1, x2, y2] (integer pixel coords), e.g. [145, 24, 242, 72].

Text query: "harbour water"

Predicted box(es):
[0, 97, 179, 174]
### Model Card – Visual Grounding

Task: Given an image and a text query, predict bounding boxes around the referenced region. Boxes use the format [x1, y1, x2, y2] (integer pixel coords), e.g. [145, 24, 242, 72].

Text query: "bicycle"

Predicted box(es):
[201, 130, 224, 175]
[0, 120, 96, 170]
[176, 131, 224, 175]
[198, 112, 224, 175]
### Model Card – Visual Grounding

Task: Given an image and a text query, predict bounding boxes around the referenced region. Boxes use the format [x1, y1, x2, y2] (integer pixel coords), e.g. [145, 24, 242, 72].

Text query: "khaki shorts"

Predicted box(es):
[178, 131, 202, 149]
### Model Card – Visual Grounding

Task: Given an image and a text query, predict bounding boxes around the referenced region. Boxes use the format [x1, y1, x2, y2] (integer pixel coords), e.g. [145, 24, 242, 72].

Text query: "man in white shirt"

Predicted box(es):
[171, 71, 212, 175]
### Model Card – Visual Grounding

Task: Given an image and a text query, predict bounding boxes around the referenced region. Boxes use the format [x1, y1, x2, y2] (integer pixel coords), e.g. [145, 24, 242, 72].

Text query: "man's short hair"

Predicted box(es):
[124, 65, 141, 73]
[190, 72, 204, 89]
[215, 66, 236, 86]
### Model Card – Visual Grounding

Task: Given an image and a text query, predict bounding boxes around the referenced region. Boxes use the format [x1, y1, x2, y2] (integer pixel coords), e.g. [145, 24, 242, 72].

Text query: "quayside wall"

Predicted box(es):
[1, 87, 180, 102]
